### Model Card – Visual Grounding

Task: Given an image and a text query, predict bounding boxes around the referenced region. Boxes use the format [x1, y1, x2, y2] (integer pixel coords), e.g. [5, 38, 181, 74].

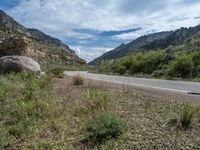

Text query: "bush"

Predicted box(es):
[85, 113, 125, 144]
[152, 70, 165, 78]
[167, 55, 194, 78]
[72, 74, 84, 85]
[99, 51, 166, 75]
[180, 102, 199, 129]
[47, 67, 64, 78]
[86, 90, 110, 113]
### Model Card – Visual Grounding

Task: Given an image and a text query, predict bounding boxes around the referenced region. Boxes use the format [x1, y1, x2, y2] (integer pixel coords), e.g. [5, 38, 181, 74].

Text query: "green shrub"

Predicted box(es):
[86, 90, 110, 112]
[72, 74, 84, 85]
[167, 55, 194, 78]
[99, 51, 167, 75]
[85, 113, 125, 144]
[180, 102, 199, 128]
[191, 51, 200, 77]
[192, 77, 200, 82]
[152, 70, 165, 78]
[97, 49, 200, 79]
[47, 67, 64, 78]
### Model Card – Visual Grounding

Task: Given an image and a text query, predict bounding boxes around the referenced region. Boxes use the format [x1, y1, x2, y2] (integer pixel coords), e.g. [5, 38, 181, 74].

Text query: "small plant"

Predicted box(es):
[180, 102, 199, 128]
[168, 102, 199, 129]
[72, 74, 84, 85]
[86, 90, 110, 112]
[85, 113, 125, 144]
[47, 67, 64, 78]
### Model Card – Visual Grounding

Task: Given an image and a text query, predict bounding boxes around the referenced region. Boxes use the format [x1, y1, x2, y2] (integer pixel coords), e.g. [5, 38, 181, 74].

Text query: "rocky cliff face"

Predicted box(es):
[0, 10, 86, 69]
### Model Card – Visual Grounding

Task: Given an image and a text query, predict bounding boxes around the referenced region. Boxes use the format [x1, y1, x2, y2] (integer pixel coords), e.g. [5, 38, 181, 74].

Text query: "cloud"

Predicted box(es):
[71, 45, 113, 62]
[117, 0, 169, 16]
[1, 0, 200, 61]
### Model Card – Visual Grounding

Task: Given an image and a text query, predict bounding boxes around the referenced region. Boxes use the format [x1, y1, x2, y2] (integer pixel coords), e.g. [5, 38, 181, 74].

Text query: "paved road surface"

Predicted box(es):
[64, 71, 200, 95]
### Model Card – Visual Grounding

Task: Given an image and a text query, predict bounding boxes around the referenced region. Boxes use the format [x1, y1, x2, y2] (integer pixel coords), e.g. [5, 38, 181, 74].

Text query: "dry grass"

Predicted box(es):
[72, 74, 84, 85]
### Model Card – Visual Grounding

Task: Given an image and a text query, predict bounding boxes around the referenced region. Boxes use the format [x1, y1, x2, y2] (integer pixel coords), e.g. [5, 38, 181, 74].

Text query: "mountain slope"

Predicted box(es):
[90, 25, 200, 65]
[0, 10, 30, 36]
[0, 10, 85, 68]
[89, 31, 171, 65]
[28, 28, 66, 47]
[143, 25, 200, 50]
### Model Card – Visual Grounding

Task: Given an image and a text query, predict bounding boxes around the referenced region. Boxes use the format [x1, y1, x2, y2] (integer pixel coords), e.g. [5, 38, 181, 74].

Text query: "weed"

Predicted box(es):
[168, 102, 199, 129]
[180, 102, 199, 129]
[72, 74, 84, 85]
[85, 113, 125, 144]
[86, 90, 110, 112]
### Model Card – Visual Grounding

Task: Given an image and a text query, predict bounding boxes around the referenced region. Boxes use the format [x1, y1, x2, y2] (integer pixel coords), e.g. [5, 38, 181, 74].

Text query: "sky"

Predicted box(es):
[0, 0, 200, 62]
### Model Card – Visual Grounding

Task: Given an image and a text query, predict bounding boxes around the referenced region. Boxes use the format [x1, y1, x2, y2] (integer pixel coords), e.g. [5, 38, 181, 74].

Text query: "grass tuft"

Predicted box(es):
[168, 102, 199, 129]
[72, 74, 84, 85]
[85, 113, 125, 144]
[180, 102, 199, 129]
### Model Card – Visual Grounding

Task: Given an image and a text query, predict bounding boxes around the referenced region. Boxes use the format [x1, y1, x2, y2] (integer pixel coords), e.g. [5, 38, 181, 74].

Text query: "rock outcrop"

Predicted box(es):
[0, 56, 41, 74]
[0, 36, 28, 56]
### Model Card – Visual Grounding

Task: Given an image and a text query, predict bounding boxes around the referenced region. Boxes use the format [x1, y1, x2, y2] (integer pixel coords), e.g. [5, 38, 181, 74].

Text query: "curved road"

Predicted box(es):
[64, 71, 200, 95]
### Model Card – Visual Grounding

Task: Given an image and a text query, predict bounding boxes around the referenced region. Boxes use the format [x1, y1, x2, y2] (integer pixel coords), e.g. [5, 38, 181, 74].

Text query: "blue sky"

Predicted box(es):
[0, 0, 200, 61]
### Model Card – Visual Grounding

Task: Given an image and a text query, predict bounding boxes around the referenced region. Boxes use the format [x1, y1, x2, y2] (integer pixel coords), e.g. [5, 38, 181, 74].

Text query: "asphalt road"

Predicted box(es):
[64, 71, 200, 95]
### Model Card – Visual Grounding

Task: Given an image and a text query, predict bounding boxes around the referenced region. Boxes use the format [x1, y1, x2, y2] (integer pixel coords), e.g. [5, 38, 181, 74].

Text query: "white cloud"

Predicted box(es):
[71, 45, 113, 62]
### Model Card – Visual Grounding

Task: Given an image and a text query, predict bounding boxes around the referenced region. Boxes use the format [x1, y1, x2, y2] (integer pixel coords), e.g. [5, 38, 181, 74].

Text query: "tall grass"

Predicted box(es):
[0, 72, 53, 149]
[180, 102, 199, 129]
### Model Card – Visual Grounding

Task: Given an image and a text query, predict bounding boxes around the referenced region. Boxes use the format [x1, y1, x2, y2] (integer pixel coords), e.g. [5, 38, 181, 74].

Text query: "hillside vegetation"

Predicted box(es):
[98, 34, 200, 80]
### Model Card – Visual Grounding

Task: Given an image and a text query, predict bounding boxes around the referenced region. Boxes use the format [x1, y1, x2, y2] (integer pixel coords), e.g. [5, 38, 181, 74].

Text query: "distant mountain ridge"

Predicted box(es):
[90, 25, 200, 65]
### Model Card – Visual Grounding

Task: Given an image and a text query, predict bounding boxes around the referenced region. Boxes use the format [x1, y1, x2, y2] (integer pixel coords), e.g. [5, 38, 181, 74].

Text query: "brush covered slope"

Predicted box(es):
[0, 10, 85, 70]
[98, 33, 200, 80]
[90, 25, 200, 65]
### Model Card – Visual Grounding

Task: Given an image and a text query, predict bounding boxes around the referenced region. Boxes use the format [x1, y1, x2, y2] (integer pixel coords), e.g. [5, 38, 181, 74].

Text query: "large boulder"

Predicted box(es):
[0, 56, 41, 74]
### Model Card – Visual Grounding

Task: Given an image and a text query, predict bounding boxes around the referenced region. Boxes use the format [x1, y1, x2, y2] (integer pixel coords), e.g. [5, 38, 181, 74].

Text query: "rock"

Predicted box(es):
[0, 56, 41, 74]
[0, 36, 28, 56]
